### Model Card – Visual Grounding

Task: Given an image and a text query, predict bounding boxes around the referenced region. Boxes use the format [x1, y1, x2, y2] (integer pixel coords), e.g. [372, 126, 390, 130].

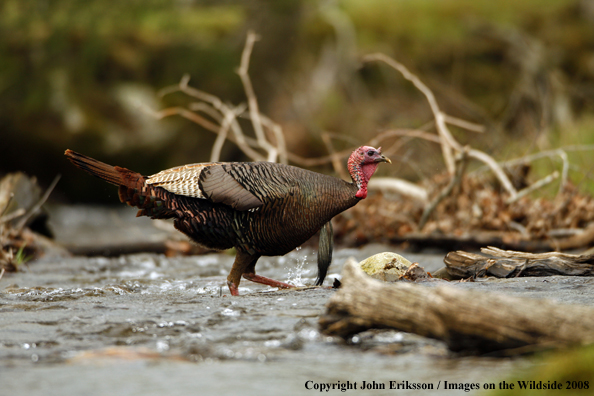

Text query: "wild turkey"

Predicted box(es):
[64, 146, 391, 295]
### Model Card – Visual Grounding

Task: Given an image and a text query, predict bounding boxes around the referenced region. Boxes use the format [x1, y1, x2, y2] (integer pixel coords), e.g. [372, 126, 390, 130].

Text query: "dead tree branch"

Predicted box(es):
[367, 178, 428, 202]
[322, 133, 349, 179]
[363, 53, 519, 201]
[210, 104, 247, 162]
[506, 171, 559, 204]
[14, 174, 61, 233]
[418, 148, 469, 230]
[237, 31, 287, 163]
[444, 246, 594, 278]
[443, 114, 485, 133]
[363, 53, 457, 175]
[320, 258, 594, 354]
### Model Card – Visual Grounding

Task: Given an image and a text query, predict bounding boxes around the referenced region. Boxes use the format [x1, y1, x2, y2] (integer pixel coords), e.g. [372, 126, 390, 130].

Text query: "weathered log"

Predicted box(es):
[444, 246, 594, 279]
[319, 258, 594, 354]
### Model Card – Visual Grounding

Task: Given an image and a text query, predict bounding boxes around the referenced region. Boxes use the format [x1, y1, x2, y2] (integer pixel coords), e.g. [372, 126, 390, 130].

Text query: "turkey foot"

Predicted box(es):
[243, 273, 294, 290]
[227, 281, 240, 297]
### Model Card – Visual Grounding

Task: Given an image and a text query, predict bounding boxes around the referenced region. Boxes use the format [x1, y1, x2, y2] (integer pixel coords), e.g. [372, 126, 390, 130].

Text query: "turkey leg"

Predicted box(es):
[242, 273, 294, 290]
[242, 252, 294, 290]
[227, 251, 259, 296]
[227, 251, 294, 296]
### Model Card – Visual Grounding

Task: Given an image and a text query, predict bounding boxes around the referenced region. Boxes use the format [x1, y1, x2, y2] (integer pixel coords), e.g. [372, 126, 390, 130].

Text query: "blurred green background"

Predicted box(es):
[1, 0, 593, 202]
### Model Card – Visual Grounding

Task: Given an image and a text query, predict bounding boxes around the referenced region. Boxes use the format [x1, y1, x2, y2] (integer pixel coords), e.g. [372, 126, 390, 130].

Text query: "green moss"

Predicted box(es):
[484, 345, 594, 396]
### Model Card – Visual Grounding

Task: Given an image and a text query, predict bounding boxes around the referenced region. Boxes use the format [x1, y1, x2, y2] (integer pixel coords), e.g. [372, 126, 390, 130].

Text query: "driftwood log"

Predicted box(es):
[444, 246, 594, 279]
[319, 258, 594, 354]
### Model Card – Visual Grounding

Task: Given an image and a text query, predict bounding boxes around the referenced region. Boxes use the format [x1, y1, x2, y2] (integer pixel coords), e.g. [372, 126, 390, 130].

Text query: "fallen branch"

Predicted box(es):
[418, 148, 469, 230]
[474, 145, 594, 196]
[321, 133, 349, 180]
[14, 174, 61, 233]
[443, 114, 485, 133]
[506, 171, 559, 204]
[210, 103, 247, 162]
[363, 53, 457, 175]
[367, 177, 428, 202]
[444, 246, 594, 278]
[363, 52, 519, 201]
[319, 258, 594, 353]
[156, 77, 266, 162]
[237, 30, 287, 163]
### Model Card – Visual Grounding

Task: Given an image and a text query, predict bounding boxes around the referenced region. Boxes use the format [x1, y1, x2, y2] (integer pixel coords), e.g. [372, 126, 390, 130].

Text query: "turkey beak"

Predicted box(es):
[377, 155, 391, 164]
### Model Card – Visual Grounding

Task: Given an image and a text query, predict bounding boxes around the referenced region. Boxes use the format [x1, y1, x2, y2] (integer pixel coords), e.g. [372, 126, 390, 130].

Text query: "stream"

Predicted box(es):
[2, 206, 593, 395]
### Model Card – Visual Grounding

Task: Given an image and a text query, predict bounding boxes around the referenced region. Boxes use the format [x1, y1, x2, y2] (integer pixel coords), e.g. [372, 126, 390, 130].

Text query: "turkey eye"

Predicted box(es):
[367, 150, 375, 156]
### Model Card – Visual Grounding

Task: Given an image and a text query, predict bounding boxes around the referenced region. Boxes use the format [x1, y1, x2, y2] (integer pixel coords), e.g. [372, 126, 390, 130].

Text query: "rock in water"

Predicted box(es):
[359, 252, 412, 282]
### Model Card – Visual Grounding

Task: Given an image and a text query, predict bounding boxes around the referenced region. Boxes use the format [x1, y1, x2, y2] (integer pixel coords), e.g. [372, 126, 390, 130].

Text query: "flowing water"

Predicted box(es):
[1, 206, 593, 395]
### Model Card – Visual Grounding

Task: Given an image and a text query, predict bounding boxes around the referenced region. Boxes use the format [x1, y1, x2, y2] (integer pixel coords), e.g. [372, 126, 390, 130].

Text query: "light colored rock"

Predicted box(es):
[359, 252, 412, 282]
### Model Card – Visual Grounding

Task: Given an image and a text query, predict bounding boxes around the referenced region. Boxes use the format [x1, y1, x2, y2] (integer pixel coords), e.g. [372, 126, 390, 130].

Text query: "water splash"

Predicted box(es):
[284, 247, 310, 287]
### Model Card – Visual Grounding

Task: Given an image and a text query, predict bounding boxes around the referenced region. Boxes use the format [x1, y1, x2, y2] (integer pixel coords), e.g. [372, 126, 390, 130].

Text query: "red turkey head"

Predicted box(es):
[347, 146, 391, 199]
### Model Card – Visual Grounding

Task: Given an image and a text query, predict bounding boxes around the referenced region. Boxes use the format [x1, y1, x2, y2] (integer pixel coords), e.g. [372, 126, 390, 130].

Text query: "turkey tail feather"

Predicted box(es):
[64, 149, 125, 186]
[65, 149, 177, 220]
[64, 149, 143, 188]
[315, 221, 334, 286]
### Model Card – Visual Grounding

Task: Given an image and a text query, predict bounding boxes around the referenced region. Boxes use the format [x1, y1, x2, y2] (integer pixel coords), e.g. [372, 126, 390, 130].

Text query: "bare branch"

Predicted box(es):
[155, 74, 267, 161]
[364, 53, 518, 200]
[363, 53, 458, 173]
[443, 114, 486, 133]
[14, 174, 61, 233]
[160, 73, 224, 109]
[557, 149, 569, 195]
[467, 148, 518, 197]
[321, 133, 348, 179]
[237, 31, 279, 162]
[144, 106, 220, 133]
[474, 145, 594, 195]
[0, 208, 26, 225]
[285, 151, 346, 167]
[369, 128, 442, 146]
[506, 171, 560, 204]
[210, 104, 247, 162]
[255, 114, 288, 164]
[367, 177, 428, 202]
[418, 148, 469, 230]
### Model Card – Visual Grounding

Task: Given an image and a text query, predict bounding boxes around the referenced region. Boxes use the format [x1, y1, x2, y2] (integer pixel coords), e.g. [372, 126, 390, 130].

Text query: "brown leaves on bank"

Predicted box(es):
[334, 172, 594, 252]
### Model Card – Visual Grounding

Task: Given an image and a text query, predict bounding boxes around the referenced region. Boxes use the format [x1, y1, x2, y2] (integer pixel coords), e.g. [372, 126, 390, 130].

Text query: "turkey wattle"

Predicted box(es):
[65, 146, 391, 295]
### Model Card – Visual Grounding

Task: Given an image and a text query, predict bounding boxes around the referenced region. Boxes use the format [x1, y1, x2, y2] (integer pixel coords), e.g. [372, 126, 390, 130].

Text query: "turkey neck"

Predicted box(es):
[348, 155, 379, 199]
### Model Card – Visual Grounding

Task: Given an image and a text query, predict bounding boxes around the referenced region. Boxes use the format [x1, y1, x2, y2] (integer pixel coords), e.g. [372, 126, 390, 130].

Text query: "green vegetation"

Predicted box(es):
[485, 344, 594, 395]
[0, 0, 592, 201]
